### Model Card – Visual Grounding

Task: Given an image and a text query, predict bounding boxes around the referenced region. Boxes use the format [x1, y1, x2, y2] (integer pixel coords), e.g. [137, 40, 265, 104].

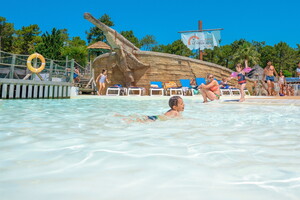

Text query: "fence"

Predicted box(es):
[0, 50, 85, 99]
[0, 50, 91, 82]
[0, 79, 72, 99]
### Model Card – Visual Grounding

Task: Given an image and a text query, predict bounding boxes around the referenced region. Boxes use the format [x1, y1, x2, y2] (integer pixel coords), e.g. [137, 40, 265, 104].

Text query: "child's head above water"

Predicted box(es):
[169, 96, 184, 112]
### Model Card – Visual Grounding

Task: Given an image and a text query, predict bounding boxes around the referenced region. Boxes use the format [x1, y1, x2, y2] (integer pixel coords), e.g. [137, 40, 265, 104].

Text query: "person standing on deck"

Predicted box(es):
[263, 61, 278, 96]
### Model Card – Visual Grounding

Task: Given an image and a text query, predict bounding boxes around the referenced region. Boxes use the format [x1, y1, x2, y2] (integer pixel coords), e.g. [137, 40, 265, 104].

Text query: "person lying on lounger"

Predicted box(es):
[115, 96, 185, 122]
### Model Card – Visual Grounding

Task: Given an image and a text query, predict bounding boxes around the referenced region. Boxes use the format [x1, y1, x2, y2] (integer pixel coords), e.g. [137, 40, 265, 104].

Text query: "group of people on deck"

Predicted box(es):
[195, 60, 300, 102]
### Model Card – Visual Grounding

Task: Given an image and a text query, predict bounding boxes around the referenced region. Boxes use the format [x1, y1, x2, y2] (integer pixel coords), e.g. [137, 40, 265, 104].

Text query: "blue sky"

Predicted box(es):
[1, 0, 300, 47]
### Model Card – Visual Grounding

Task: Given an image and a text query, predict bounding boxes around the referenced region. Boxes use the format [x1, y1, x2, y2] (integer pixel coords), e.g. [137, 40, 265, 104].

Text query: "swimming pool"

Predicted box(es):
[1, 97, 300, 200]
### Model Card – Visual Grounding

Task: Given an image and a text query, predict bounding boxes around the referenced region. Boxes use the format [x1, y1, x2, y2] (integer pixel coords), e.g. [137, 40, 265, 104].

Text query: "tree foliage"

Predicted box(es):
[13, 24, 41, 54]
[35, 28, 64, 60]
[202, 39, 300, 76]
[61, 36, 88, 66]
[152, 40, 195, 57]
[1, 14, 300, 75]
[232, 40, 260, 66]
[86, 14, 114, 44]
[120, 30, 141, 48]
[0, 17, 15, 52]
[140, 35, 157, 51]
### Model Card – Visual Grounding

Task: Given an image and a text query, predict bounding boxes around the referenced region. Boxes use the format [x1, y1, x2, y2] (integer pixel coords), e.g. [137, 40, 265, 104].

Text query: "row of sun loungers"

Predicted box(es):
[106, 78, 250, 96]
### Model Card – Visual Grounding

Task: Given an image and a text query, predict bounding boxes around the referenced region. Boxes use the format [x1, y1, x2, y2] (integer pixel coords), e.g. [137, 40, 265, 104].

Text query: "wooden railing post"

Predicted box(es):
[9, 54, 16, 79]
[70, 59, 74, 83]
[49, 60, 53, 81]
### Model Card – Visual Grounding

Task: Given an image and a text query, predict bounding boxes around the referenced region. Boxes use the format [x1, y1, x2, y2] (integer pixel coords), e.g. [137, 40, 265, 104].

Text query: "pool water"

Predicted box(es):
[0, 98, 300, 200]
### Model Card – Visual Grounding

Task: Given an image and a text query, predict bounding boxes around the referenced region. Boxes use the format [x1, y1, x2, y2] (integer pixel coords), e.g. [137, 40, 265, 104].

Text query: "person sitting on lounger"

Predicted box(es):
[220, 77, 232, 89]
[198, 74, 221, 103]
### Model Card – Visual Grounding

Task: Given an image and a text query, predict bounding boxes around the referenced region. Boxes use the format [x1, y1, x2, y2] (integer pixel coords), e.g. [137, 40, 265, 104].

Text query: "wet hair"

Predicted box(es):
[169, 96, 182, 109]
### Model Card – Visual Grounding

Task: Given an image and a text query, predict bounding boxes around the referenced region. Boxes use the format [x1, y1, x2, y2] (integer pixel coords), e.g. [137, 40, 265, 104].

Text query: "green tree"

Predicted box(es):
[203, 45, 233, 69]
[232, 41, 260, 67]
[0, 17, 15, 52]
[140, 35, 157, 51]
[152, 40, 194, 57]
[13, 24, 41, 54]
[86, 14, 114, 44]
[62, 36, 88, 66]
[216, 45, 233, 68]
[273, 42, 296, 72]
[259, 45, 276, 67]
[252, 40, 266, 52]
[120, 30, 141, 48]
[35, 28, 64, 60]
[203, 48, 219, 64]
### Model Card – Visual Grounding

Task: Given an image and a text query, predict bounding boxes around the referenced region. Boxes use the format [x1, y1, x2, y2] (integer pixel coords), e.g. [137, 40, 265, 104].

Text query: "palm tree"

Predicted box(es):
[232, 42, 260, 66]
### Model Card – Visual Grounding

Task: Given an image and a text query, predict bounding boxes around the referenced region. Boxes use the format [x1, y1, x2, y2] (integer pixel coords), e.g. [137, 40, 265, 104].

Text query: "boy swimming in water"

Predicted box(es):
[117, 96, 184, 123]
[147, 96, 184, 121]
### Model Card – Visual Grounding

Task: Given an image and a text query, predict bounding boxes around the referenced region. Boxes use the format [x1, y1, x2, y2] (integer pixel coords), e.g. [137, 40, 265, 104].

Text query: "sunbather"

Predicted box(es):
[220, 77, 232, 89]
[198, 74, 221, 103]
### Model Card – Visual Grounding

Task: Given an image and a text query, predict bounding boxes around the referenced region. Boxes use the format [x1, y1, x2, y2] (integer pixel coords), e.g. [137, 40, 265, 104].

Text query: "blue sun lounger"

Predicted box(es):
[149, 81, 164, 96]
[180, 79, 197, 96]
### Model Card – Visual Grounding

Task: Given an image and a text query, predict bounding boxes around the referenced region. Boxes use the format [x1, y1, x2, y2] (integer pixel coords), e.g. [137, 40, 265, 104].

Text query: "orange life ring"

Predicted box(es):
[27, 53, 46, 73]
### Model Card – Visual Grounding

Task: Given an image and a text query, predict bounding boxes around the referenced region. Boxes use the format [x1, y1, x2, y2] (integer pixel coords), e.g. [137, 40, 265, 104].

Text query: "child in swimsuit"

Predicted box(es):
[278, 71, 286, 96]
[232, 61, 247, 102]
[117, 96, 185, 123]
[145, 96, 184, 122]
[96, 69, 110, 95]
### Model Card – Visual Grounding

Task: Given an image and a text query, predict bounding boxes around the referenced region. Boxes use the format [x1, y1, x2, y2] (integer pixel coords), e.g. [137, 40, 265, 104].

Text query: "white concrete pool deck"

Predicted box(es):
[71, 95, 300, 106]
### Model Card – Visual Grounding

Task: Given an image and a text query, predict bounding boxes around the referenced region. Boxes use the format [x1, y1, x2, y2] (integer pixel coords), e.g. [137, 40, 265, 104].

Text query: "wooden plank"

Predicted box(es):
[15, 85, 21, 98]
[9, 84, 14, 99]
[33, 85, 38, 98]
[44, 85, 49, 98]
[49, 85, 53, 98]
[2, 84, 7, 99]
[58, 86, 63, 98]
[67, 86, 71, 97]
[22, 85, 27, 98]
[0, 78, 72, 87]
[54, 86, 58, 98]
[27, 85, 33, 98]
[39, 85, 44, 98]
[63, 86, 67, 97]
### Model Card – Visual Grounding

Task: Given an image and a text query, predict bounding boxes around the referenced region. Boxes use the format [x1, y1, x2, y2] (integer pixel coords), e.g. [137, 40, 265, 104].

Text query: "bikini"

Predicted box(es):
[209, 85, 220, 99]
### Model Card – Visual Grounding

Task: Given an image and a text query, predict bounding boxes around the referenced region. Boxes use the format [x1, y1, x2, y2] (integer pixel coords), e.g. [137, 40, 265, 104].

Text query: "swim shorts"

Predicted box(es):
[266, 76, 275, 82]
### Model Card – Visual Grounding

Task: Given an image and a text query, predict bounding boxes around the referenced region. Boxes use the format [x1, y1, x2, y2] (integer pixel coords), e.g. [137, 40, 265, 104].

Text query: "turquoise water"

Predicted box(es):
[0, 98, 300, 200]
